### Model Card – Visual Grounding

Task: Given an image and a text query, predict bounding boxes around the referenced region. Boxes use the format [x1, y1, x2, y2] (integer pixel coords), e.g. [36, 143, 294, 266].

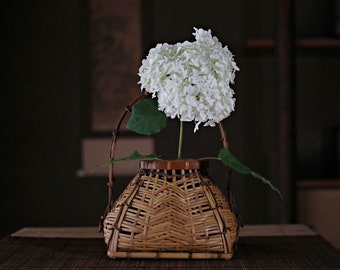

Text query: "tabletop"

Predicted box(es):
[1, 224, 339, 269]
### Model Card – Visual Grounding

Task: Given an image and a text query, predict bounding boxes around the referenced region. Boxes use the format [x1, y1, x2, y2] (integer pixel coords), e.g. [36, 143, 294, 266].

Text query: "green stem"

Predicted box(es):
[177, 121, 184, 159]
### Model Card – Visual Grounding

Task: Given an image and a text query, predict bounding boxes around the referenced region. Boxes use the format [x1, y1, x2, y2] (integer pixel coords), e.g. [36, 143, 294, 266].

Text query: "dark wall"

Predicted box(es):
[1, 0, 108, 236]
[1, 0, 339, 236]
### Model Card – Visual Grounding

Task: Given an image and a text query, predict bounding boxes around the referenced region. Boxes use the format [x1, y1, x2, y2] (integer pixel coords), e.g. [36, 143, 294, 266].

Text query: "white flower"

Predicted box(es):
[138, 27, 239, 132]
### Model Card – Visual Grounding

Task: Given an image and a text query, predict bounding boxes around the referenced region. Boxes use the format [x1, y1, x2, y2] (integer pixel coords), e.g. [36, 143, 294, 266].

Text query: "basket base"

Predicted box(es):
[107, 251, 234, 260]
[104, 160, 239, 260]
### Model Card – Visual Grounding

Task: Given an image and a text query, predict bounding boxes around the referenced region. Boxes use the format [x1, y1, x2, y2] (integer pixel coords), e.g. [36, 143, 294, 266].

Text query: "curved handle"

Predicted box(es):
[107, 91, 149, 209]
[218, 122, 232, 199]
[107, 92, 232, 208]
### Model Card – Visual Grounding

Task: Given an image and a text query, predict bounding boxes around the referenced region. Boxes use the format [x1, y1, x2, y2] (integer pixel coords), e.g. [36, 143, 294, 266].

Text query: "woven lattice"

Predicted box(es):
[103, 160, 239, 259]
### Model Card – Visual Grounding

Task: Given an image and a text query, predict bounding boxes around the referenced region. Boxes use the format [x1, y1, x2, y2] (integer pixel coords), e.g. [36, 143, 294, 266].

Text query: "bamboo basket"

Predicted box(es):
[101, 92, 240, 259]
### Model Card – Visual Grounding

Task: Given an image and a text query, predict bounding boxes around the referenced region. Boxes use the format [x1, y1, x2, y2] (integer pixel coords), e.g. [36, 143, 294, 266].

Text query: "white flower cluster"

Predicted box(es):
[138, 28, 239, 132]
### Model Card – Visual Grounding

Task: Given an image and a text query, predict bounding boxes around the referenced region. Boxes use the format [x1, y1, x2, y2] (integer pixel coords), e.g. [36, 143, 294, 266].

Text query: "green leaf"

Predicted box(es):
[218, 148, 282, 198]
[218, 147, 251, 174]
[93, 150, 161, 171]
[126, 99, 167, 135]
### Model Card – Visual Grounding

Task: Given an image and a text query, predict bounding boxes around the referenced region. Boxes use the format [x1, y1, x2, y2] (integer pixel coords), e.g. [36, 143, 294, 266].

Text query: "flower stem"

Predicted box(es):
[177, 121, 184, 159]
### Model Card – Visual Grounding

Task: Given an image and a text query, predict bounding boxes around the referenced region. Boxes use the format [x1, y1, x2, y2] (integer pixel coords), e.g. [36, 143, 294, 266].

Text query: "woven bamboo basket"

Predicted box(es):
[101, 92, 240, 259]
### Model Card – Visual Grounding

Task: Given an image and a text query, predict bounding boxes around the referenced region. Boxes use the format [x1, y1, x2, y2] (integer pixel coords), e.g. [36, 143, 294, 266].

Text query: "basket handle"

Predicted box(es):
[107, 92, 232, 209]
[107, 91, 149, 209]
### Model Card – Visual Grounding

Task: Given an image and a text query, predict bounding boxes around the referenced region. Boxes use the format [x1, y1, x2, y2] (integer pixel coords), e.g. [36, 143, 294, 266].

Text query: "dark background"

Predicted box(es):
[1, 0, 339, 236]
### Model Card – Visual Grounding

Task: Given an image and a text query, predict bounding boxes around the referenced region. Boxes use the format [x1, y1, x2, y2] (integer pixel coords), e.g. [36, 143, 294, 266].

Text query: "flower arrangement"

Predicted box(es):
[101, 27, 281, 197]
[138, 28, 238, 133]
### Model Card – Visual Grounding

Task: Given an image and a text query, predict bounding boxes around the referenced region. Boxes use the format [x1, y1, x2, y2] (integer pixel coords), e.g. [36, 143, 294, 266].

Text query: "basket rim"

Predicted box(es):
[139, 159, 201, 170]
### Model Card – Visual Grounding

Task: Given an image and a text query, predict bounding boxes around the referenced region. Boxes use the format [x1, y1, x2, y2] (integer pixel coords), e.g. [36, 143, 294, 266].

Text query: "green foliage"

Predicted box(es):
[218, 148, 282, 198]
[94, 151, 161, 170]
[126, 99, 167, 135]
[94, 147, 282, 198]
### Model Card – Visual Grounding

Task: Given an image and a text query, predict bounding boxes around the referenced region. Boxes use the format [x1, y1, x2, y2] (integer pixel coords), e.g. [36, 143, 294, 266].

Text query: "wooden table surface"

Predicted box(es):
[1, 224, 339, 269]
[11, 224, 317, 238]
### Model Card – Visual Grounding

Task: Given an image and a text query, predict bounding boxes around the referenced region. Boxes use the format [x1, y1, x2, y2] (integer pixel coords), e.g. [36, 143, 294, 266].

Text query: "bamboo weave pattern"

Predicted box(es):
[103, 160, 239, 259]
